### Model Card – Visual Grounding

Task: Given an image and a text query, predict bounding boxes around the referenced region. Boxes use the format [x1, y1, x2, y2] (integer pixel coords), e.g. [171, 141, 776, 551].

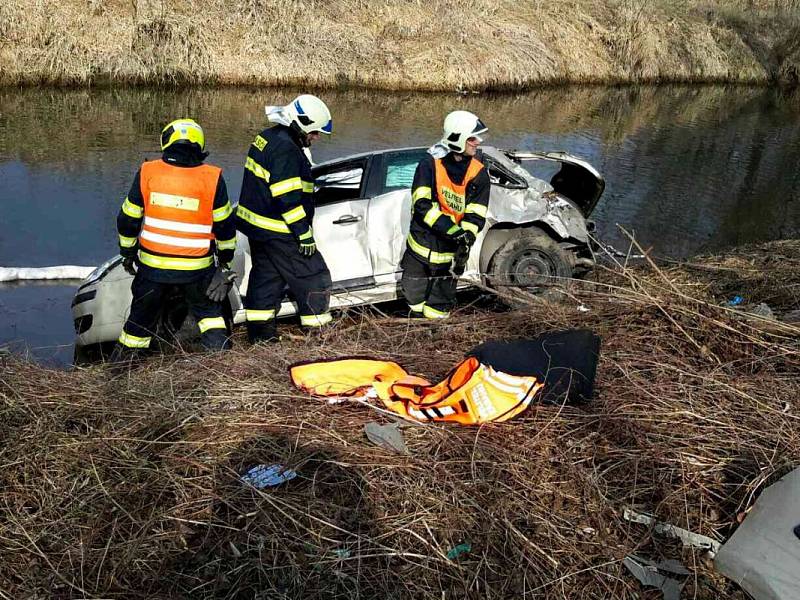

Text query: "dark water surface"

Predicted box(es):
[1, 86, 799, 364]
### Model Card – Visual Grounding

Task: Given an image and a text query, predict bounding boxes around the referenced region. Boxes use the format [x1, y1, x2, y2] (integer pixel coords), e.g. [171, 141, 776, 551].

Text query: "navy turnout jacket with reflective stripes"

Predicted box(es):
[236, 124, 315, 243]
[407, 152, 491, 265]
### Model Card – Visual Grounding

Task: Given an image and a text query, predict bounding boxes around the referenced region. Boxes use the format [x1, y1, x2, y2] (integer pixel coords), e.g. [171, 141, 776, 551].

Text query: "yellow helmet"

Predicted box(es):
[160, 118, 205, 152]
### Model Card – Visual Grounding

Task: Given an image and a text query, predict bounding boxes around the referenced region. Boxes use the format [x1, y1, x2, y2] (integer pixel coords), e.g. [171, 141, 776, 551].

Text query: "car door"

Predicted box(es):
[365, 149, 430, 279]
[311, 159, 375, 289]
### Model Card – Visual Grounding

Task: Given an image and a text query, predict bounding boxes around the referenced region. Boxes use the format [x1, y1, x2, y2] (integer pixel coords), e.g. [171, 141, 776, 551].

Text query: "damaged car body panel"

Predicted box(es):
[72, 145, 604, 358]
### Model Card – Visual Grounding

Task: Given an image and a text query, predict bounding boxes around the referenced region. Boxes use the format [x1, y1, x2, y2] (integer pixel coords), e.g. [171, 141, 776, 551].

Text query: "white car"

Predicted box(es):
[72, 146, 603, 361]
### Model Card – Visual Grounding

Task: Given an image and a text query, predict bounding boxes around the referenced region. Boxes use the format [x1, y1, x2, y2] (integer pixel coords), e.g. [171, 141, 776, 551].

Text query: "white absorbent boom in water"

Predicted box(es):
[0, 266, 95, 282]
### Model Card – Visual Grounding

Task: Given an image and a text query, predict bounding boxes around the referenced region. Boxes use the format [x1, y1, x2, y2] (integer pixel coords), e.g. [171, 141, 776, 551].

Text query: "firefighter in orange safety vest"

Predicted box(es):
[111, 118, 237, 361]
[400, 110, 491, 319]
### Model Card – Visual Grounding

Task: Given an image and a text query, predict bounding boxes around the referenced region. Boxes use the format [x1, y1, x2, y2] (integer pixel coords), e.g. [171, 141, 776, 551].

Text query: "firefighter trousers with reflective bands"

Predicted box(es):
[400, 250, 457, 319]
[245, 237, 333, 342]
[117, 270, 230, 352]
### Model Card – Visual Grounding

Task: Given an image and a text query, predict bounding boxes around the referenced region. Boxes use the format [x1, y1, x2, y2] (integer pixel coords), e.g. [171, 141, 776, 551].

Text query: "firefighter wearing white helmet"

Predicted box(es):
[236, 94, 334, 343]
[400, 110, 491, 319]
[112, 118, 237, 364]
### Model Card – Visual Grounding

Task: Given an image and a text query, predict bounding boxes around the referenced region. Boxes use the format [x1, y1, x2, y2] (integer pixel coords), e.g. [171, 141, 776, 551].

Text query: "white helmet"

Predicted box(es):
[441, 110, 488, 153]
[285, 94, 333, 135]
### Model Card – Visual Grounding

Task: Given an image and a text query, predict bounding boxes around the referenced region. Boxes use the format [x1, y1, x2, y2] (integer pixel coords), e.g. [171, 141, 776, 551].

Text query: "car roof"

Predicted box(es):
[316, 145, 510, 167]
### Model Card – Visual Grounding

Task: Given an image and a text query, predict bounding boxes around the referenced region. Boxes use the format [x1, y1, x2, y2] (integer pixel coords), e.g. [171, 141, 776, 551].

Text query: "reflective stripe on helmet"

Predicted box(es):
[161, 118, 205, 151]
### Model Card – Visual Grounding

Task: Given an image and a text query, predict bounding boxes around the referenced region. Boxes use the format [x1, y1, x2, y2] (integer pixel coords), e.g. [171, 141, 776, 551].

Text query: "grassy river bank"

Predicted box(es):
[1, 0, 799, 89]
[1, 240, 798, 598]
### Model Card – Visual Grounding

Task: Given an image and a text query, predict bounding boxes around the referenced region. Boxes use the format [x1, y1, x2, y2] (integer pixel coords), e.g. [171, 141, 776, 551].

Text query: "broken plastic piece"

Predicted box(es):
[623, 555, 689, 600]
[446, 543, 471, 560]
[241, 464, 297, 489]
[364, 422, 409, 454]
[623, 508, 721, 556]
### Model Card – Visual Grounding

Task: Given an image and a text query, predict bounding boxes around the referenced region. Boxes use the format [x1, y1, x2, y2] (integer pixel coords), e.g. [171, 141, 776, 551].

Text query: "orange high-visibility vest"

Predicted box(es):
[434, 157, 485, 224]
[138, 160, 221, 257]
[290, 356, 542, 425]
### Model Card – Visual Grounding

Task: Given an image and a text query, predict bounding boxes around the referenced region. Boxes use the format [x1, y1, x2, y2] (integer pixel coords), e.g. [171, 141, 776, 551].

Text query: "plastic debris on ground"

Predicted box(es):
[727, 295, 744, 306]
[446, 543, 471, 560]
[623, 508, 721, 556]
[240, 464, 297, 489]
[623, 555, 689, 600]
[364, 422, 409, 455]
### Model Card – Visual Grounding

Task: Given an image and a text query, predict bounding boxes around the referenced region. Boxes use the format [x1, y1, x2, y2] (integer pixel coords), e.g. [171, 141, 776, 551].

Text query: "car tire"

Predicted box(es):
[487, 228, 574, 291]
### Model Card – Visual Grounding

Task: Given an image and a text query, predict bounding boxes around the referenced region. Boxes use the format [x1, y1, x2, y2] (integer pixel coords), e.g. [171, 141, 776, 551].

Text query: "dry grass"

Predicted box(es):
[0, 0, 798, 89]
[1, 240, 798, 598]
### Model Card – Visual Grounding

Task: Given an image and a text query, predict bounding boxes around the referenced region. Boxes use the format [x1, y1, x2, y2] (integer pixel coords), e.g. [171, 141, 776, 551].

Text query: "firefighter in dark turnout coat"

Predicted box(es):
[236, 94, 334, 342]
[401, 111, 491, 319]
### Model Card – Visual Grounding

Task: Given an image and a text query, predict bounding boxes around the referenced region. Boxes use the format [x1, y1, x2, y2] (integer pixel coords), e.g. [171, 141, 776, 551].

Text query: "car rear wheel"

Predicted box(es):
[487, 228, 574, 291]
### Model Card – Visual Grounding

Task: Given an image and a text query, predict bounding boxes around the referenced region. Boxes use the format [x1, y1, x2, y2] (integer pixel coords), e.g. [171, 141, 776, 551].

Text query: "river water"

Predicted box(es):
[1, 85, 799, 364]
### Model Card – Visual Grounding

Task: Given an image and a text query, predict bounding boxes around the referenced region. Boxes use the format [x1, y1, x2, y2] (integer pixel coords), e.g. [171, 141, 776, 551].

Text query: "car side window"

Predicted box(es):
[313, 160, 366, 205]
[380, 151, 428, 195]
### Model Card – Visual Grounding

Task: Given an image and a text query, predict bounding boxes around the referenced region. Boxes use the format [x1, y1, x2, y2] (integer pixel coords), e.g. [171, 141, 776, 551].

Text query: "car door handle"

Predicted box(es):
[333, 214, 362, 225]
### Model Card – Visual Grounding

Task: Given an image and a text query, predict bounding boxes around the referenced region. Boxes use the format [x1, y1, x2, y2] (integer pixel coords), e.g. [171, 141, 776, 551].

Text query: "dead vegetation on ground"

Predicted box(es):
[0, 240, 798, 598]
[0, 0, 799, 89]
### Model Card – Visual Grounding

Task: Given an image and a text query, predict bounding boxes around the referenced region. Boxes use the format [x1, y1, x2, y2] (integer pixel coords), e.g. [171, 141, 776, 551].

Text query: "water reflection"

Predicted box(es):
[1, 85, 799, 361]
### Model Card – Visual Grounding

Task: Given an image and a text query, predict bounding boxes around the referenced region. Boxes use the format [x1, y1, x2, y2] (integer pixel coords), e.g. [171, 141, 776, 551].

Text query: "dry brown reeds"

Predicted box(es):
[0, 0, 798, 89]
[0, 240, 798, 598]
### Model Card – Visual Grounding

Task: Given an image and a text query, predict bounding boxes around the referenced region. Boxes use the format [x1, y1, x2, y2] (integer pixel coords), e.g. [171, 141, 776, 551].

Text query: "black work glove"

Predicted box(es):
[299, 238, 317, 257]
[450, 243, 471, 277]
[206, 266, 237, 303]
[217, 249, 234, 267]
[122, 256, 137, 276]
[451, 229, 476, 248]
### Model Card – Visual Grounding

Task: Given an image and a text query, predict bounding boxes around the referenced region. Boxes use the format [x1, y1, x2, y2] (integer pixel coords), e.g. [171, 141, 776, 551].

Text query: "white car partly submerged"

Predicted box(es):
[72, 146, 604, 361]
